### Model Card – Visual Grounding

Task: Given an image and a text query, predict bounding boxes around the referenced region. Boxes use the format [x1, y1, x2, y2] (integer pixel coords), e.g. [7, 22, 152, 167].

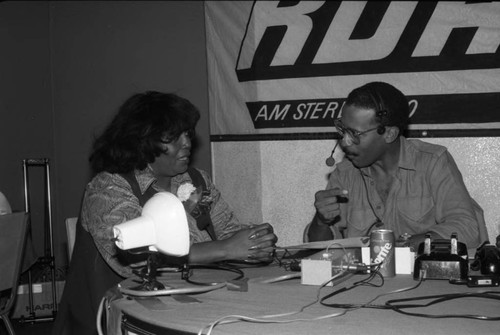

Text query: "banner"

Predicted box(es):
[205, 1, 500, 138]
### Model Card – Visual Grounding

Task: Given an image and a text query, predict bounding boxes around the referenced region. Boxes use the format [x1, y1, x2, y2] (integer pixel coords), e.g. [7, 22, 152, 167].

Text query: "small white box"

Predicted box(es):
[301, 259, 334, 286]
[362, 247, 415, 275]
[395, 247, 414, 274]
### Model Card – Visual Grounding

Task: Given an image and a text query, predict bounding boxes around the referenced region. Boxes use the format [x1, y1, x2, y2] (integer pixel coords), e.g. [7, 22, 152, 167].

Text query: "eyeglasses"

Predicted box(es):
[160, 128, 195, 144]
[333, 119, 380, 145]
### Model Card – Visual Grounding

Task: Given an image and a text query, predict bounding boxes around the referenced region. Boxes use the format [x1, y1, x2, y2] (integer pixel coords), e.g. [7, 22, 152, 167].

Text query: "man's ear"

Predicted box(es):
[384, 126, 399, 143]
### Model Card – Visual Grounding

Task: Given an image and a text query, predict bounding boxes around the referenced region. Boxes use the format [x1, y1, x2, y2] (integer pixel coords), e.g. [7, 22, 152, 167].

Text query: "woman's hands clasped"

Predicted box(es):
[226, 223, 277, 263]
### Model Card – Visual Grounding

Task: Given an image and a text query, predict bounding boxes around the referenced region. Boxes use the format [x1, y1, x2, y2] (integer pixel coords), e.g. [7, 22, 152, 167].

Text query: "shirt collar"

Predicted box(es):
[360, 136, 416, 177]
[397, 136, 417, 171]
[134, 165, 157, 194]
[134, 165, 192, 194]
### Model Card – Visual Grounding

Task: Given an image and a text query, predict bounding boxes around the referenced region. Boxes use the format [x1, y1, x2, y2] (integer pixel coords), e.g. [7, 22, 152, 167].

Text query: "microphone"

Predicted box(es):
[325, 141, 339, 167]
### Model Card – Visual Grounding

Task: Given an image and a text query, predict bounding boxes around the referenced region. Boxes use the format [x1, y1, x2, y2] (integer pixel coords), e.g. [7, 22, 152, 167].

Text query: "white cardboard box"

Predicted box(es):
[361, 247, 415, 274]
[301, 259, 335, 286]
[11, 281, 65, 319]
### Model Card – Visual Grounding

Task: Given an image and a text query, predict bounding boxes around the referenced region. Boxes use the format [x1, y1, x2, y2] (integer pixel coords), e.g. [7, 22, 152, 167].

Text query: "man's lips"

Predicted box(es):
[344, 151, 358, 161]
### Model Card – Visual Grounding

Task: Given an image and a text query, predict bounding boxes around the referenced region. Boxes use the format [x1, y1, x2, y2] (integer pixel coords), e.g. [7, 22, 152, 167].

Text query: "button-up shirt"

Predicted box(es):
[328, 137, 481, 248]
[80, 166, 245, 277]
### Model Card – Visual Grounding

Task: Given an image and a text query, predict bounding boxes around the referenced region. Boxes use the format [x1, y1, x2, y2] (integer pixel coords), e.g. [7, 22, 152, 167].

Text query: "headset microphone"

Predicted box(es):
[325, 141, 339, 167]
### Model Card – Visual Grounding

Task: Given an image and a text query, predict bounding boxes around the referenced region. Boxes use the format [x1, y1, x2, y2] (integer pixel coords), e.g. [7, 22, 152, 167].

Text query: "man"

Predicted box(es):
[307, 81, 486, 250]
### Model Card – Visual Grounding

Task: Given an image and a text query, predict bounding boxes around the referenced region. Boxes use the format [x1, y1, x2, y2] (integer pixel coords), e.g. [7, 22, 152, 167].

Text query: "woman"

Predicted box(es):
[53, 91, 277, 335]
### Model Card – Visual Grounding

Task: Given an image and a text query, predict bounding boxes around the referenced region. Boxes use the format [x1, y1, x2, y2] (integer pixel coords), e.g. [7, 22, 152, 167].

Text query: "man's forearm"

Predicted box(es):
[307, 214, 334, 241]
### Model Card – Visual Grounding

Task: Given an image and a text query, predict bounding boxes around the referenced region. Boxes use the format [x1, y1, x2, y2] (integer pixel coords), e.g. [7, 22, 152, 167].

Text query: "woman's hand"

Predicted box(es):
[188, 223, 278, 264]
[224, 223, 278, 262]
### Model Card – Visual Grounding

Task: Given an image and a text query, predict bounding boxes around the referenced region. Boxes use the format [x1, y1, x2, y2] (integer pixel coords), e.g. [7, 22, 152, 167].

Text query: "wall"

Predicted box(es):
[0, 1, 210, 268]
[213, 138, 500, 248]
[0, 1, 54, 263]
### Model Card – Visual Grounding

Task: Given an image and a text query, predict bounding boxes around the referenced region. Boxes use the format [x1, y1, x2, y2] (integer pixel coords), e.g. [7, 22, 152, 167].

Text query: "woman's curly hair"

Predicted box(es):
[89, 91, 200, 174]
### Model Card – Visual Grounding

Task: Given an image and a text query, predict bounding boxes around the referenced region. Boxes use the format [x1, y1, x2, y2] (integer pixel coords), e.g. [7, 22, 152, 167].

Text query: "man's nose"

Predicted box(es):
[341, 133, 354, 147]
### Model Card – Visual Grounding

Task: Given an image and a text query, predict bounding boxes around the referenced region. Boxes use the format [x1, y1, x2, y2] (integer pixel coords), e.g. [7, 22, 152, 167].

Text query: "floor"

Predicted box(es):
[1, 319, 54, 335]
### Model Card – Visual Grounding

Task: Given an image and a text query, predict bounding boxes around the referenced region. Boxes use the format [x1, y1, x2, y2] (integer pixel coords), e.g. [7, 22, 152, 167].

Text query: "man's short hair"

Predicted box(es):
[345, 81, 410, 134]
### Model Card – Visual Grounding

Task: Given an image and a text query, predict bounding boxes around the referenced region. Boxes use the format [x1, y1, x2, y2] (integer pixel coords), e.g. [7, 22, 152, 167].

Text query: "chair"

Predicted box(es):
[65, 217, 78, 262]
[0, 212, 29, 335]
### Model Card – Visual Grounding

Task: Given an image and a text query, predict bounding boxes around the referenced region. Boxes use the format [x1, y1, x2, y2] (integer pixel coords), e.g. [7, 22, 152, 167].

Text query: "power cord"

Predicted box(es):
[197, 270, 354, 335]
[197, 267, 414, 335]
[320, 264, 386, 308]
[320, 268, 500, 321]
[181, 263, 244, 286]
[385, 291, 500, 320]
[117, 262, 244, 296]
[117, 282, 226, 297]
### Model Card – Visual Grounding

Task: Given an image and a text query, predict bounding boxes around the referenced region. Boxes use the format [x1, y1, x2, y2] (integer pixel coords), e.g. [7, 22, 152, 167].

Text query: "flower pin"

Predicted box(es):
[177, 182, 197, 202]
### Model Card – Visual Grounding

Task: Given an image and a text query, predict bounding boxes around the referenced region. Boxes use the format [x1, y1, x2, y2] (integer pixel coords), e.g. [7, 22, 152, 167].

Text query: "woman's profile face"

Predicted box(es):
[149, 131, 192, 179]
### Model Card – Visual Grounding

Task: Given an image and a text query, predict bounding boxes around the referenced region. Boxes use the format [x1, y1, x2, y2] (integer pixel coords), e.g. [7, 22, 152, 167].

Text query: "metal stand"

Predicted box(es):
[130, 252, 166, 291]
[20, 158, 57, 323]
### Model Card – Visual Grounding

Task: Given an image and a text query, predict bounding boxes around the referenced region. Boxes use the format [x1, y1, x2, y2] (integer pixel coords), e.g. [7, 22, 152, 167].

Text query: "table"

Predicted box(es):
[106, 263, 500, 335]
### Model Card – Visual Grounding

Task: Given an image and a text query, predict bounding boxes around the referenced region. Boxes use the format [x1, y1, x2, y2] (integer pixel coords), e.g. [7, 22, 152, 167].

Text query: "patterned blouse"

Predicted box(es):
[80, 165, 245, 277]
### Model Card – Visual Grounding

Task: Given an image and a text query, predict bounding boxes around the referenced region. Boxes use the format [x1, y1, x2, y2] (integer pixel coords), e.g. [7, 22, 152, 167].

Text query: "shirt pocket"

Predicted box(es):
[397, 196, 434, 224]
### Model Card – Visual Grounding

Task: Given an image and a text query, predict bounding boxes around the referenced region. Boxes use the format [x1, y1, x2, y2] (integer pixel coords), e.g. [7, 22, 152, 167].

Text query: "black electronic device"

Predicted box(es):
[467, 241, 500, 287]
[466, 275, 500, 287]
[470, 241, 500, 275]
[413, 233, 468, 281]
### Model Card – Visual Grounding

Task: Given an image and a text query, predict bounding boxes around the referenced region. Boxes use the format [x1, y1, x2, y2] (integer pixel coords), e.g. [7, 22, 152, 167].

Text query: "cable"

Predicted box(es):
[182, 263, 245, 286]
[320, 265, 385, 308]
[119, 262, 246, 296]
[385, 291, 500, 320]
[198, 268, 416, 335]
[96, 296, 105, 335]
[252, 273, 301, 284]
[360, 172, 384, 227]
[197, 270, 353, 335]
[198, 309, 351, 335]
[325, 241, 348, 255]
[321, 272, 423, 310]
[320, 271, 500, 321]
[118, 282, 226, 297]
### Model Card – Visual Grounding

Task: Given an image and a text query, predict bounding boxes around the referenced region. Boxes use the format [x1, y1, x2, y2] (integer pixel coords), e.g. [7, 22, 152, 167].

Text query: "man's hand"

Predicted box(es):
[314, 188, 348, 225]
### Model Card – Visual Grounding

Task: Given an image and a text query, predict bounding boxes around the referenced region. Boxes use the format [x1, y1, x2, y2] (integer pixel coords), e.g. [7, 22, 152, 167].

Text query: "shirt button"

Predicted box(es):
[376, 206, 381, 210]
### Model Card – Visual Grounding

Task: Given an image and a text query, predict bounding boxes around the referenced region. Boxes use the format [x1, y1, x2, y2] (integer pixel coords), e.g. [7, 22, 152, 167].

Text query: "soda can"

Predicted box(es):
[370, 229, 395, 277]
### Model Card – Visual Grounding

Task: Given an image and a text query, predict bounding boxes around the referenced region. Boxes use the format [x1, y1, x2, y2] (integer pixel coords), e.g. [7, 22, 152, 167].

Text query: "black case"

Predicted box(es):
[413, 237, 468, 281]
